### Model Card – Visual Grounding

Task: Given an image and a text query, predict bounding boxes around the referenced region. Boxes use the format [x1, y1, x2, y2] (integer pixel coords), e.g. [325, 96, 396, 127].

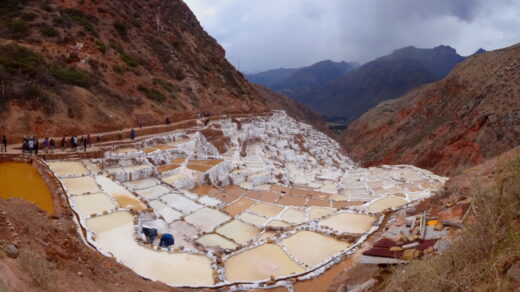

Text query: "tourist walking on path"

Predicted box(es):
[86, 134, 92, 147]
[82, 137, 87, 152]
[130, 128, 136, 140]
[61, 136, 66, 151]
[43, 137, 49, 153]
[22, 137, 28, 153]
[28, 137, 34, 154]
[34, 138, 39, 155]
[1, 135, 6, 152]
[72, 136, 78, 151]
[49, 138, 55, 153]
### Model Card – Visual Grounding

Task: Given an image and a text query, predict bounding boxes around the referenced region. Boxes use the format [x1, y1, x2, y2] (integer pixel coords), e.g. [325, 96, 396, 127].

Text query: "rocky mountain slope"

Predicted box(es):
[341, 43, 520, 176]
[247, 60, 357, 97]
[294, 45, 466, 123]
[0, 0, 269, 141]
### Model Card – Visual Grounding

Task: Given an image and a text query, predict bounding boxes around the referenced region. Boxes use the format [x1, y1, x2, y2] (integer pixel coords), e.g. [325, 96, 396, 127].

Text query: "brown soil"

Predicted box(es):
[0, 199, 178, 292]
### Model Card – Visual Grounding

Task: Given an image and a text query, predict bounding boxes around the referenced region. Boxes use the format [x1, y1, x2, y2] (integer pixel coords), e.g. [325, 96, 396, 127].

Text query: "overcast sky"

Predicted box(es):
[184, 0, 520, 73]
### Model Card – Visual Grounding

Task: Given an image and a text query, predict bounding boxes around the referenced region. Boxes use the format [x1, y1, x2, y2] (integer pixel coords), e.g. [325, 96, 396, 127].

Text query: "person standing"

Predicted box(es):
[130, 128, 136, 140]
[28, 137, 34, 154]
[1, 135, 6, 152]
[61, 136, 66, 151]
[49, 138, 55, 153]
[86, 134, 92, 147]
[34, 138, 39, 155]
[43, 137, 49, 153]
[82, 137, 87, 152]
[22, 137, 27, 153]
[72, 136, 78, 151]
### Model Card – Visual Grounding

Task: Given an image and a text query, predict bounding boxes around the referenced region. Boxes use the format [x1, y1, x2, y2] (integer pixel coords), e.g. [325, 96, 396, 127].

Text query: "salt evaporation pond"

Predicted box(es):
[0, 162, 54, 214]
[46, 111, 449, 289]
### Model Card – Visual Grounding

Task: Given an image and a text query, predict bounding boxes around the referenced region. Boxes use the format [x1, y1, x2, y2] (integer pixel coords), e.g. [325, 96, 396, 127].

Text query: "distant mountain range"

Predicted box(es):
[249, 46, 483, 124]
[246, 60, 358, 99]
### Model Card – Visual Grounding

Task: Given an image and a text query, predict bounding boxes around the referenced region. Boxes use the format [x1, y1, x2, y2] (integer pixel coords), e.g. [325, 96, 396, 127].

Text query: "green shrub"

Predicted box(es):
[153, 78, 173, 92]
[62, 8, 96, 35]
[137, 84, 165, 102]
[6, 19, 31, 39]
[50, 67, 90, 87]
[40, 25, 59, 37]
[112, 64, 125, 74]
[117, 49, 138, 67]
[0, 43, 44, 77]
[113, 21, 127, 39]
[95, 40, 107, 53]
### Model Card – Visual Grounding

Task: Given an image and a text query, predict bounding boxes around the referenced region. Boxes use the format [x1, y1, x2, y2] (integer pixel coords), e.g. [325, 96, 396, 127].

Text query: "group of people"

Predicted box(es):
[22, 137, 42, 154]
[142, 227, 175, 251]
[18, 134, 94, 154]
[65, 135, 92, 152]
[3, 127, 138, 155]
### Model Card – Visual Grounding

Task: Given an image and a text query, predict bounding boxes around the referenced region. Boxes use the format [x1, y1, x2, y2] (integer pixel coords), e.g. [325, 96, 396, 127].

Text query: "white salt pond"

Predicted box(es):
[48, 161, 89, 177]
[71, 193, 116, 217]
[319, 212, 377, 234]
[224, 244, 304, 282]
[367, 196, 408, 213]
[216, 220, 259, 244]
[62, 176, 100, 195]
[281, 231, 350, 267]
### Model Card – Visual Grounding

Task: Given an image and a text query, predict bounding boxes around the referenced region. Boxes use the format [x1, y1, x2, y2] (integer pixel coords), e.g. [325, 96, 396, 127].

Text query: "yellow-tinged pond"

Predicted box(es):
[0, 162, 54, 214]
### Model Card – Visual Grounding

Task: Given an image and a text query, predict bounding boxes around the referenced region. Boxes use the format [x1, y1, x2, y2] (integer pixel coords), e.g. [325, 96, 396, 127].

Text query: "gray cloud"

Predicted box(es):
[184, 0, 520, 73]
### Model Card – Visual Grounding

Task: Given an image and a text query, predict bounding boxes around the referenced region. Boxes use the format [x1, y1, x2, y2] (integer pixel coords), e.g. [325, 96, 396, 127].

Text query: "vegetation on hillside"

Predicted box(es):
[382, 153, 520, 291]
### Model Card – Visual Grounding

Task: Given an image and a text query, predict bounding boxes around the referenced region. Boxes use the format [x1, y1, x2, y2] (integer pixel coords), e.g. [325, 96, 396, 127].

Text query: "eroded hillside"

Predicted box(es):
[341, 43, 520, 176]
[0, 0, 268, 141]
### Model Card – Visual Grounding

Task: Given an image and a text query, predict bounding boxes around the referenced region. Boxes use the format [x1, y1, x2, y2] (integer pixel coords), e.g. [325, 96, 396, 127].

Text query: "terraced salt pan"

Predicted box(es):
[61, 176, 100, 195]
[308, 207, 335, 220]
[281, 208, 306, 224]
[123, 178, 160, 190]
[216, 220, 259, 244]
[148, 200, 182, 223]
[136, 185, 171, 200]
[48, 161, 89, 177]
[223, 197, 256, 216]
[248, 203, 283, 217]
[71, 193, 117, 217]
[167, 221, 198, 250]
[161, 193, 203, 213]
[238, 212, 269, 226]
[281, 231, 350, 266]
[196, 234, 237, 249]
[86, 211, 214, 286]
[266, 220, 290, 227]
[224, 244, 304, 282]
[95, 176, 146, 210]
[184, 207, 230, 232]
[197, 195, 222, 207]
[367, 197, 408, 213]
[319, 212, 376, 234]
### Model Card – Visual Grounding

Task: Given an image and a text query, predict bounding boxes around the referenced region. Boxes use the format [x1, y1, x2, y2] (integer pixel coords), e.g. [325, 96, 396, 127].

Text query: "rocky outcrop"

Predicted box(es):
[341, 43, 520, 176]
[0, 0, 268, 141]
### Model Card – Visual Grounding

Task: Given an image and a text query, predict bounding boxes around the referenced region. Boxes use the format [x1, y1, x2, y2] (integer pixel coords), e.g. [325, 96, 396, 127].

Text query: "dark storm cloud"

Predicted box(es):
[184, 0, 520, 72]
